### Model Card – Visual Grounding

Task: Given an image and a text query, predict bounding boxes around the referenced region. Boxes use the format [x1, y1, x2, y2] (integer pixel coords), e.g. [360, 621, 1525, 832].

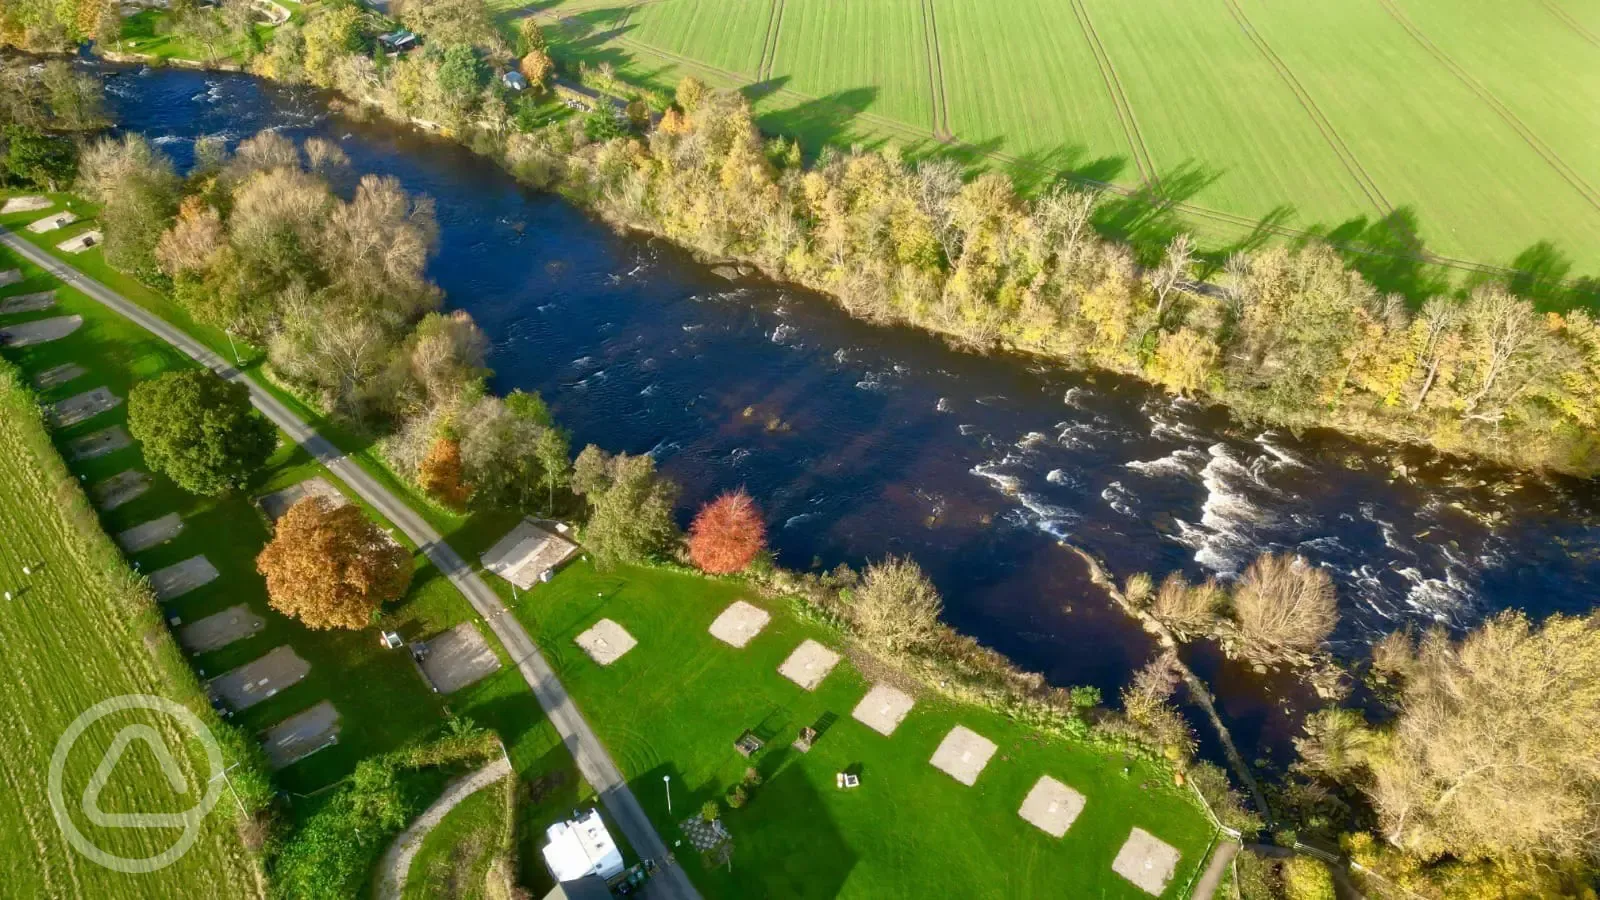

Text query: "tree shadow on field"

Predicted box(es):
[754, 87, 879, 161]
[998, 142, 1127, 195]
[1298, 207, 1450, 301]
[1093, 161, 1220, 266]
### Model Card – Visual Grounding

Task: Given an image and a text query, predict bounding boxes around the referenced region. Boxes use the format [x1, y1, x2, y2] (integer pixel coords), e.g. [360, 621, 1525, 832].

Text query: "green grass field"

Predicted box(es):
[518, 0, 1600, 278]
[403, 778, 513, 899]
[0, 319, 261, 895]
[510, 557, 1216, 898]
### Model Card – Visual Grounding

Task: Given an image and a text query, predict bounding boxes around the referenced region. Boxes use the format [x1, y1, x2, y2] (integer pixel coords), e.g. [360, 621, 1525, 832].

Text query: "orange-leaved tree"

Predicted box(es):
[418, 436, 471, 509]
[256, 496, 413, 630]
[687, 489, 766, 574]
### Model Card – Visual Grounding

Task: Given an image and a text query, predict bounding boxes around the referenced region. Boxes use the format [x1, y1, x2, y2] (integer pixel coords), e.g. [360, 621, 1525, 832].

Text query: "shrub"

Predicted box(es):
[700, 799, 720, 822]
[1282, 857, 1336, 900]
[726, 785, 747, 808]
[1231, 553, 1337, 660]
[851, 555, 943, 655]
[687, 489, 766, 574]
[1149, 573, 1225, 634]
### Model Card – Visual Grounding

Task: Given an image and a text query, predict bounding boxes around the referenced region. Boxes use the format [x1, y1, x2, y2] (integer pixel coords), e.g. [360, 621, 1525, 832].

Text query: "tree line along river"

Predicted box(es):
[99, 63, 1600, 761]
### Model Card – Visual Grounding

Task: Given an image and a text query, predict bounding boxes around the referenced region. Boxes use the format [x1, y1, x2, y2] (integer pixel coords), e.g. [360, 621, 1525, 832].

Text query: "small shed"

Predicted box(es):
[481, 518, 579, 589]
[542, 809, 624, 883]
[378, 30, 417, 53]
[503, 70, 529, 91]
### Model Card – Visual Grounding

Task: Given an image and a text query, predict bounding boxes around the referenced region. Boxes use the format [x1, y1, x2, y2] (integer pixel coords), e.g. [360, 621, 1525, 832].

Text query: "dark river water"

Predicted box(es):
[99, 66, 1600, 761]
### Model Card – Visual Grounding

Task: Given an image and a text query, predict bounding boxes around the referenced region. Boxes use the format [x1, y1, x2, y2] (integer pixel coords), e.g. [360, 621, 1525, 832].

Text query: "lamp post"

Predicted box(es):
[663, 774, 672, 815]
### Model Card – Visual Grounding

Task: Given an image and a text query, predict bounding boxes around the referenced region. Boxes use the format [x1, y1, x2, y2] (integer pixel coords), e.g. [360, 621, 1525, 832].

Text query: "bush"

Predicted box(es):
[1232, 553, 1337, 660]
[726, 785, 747, 808]
[700, 799, 720, 822]
[1282, 857, 1336, 900]
[851, 556, 943, 655]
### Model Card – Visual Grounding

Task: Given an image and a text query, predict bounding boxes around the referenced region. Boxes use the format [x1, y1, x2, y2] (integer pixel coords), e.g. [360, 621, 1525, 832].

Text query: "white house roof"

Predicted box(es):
[542, 809, 624, 883]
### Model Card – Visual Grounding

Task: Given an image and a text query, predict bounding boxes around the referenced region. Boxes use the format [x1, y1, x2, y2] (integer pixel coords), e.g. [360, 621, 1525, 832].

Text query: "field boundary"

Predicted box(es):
[1068, 0, 1160, 189]
[1221, 0, 1394, 218]
[920, 0, 950, 139]
[1375, 0, 1600, 213]
[1537, 0, 1600, 47]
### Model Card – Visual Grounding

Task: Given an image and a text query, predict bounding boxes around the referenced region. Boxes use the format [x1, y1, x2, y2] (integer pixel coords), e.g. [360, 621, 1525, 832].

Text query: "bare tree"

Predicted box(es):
[1407, 295, 1460, 412]
[915, 158, 964, 265]
[1231, 553, 1337, 661]
[1460, 286, 1541, 419]
[1148, 233, 1195, 328]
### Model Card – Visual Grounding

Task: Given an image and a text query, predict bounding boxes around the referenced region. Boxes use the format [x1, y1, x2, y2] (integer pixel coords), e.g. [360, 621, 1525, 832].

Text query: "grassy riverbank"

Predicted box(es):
[512, 556, 1216, 898]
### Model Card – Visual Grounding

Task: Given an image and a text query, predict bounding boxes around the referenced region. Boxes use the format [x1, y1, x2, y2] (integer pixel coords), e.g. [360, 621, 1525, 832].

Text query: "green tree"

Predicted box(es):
[3, 125, 76, 190]
[516, 15, 545, 55]
[77, 134, 181, 279]
[573, 447, 678, 568]
[531, 423, 570, 513]
[436, 43, 485, 102]
[127, 369, 276, 495]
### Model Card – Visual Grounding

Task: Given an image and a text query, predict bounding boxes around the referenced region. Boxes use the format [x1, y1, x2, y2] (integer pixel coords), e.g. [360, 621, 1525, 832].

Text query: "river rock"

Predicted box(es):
[711, 265, 741, 281]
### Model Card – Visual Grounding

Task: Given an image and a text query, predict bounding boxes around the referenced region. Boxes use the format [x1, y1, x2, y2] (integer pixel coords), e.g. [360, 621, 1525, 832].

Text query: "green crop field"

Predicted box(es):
[0, 314, 260, 895]
[511, 557, 1216, 898]
[520, 0, 1600, 278]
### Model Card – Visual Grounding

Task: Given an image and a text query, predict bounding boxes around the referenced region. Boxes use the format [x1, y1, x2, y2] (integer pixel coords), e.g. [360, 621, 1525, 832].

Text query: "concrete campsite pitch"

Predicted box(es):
[208, 645, 311, 711]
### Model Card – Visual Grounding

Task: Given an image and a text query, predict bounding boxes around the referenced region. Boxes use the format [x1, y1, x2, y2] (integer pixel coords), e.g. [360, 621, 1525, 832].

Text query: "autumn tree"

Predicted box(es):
[687, 490, 765, 574]
[851, 556, 943, 655]
[1355, 613, 1600, 863]
[256, 496, 412, 630]
[417, 436, 470, 508]
[127, 369, 276, 496]
[516, 15, 545, 55]
[1230, 552, 1337, 661]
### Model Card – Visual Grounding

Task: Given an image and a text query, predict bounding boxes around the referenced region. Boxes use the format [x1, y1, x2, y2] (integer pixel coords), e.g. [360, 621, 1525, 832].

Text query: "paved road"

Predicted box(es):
[0, 228, 700, 900]
[376, 756, 514, 900]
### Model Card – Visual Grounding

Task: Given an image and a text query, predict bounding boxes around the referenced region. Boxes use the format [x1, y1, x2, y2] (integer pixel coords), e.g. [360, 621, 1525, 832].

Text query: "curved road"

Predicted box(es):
[0, 227, 700, 900]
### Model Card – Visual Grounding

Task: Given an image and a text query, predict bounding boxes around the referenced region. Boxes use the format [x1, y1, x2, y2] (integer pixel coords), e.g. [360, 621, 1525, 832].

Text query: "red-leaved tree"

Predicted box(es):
[687, 490, 766, 574]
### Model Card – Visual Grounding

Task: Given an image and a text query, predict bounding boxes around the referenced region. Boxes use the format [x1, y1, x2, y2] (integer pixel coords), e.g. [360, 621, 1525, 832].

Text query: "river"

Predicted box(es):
[99, 65, 1600, 761]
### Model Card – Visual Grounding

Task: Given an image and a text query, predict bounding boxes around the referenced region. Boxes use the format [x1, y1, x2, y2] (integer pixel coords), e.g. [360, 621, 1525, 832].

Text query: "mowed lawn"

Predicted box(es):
[0, 314, 260, 893]
[512, 558, 1215, 899]
[521, 0, 1600, 274]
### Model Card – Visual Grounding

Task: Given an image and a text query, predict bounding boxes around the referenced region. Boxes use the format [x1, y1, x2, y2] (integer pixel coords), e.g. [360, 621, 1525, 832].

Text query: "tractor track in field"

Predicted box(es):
[755, 0, 785, 81]
[1221, 0, 1394, 219]
[919, 0, 951, 139]
[566, 28, 1592, 288]
[1067, 0, 1160, 190]
[1376, 0, 1600, 213]
[1537, 0, 1600, 48]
